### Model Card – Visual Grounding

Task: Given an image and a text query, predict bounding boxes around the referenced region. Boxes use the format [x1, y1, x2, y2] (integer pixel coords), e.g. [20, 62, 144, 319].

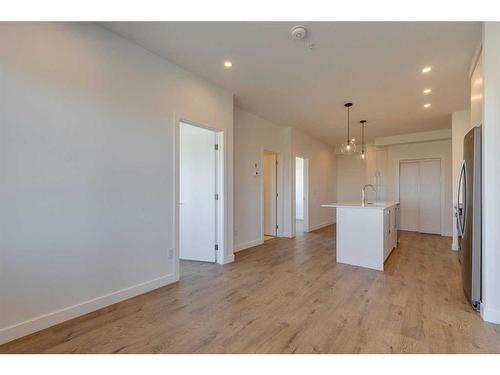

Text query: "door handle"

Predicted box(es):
[457, 160, 467, 236]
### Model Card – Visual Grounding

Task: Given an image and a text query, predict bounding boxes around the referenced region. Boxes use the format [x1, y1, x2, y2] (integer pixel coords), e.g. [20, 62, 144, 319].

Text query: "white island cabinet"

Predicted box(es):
[321, 202, 400, 271]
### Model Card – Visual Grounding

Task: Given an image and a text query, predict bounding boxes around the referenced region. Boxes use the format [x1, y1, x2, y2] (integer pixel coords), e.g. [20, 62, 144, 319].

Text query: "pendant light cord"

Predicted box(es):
[362, 122, 364, 153]
[347, 106, 350, 144]
[360, 120, 367, 154]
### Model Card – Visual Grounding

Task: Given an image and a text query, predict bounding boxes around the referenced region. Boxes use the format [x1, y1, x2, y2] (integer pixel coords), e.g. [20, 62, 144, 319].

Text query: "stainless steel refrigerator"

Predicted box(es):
[457, 126, 482, 310]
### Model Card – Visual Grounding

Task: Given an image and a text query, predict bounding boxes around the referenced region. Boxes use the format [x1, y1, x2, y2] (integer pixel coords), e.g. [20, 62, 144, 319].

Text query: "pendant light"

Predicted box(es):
[359, 120, 367, 160]
[340, 102, 356, 155]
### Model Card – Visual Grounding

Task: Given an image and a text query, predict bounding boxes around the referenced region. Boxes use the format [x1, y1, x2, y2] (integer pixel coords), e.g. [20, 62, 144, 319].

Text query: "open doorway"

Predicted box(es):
[263, 150, 278, 242]
[178, 121, 222, 279]
[295, 156, 309, 234]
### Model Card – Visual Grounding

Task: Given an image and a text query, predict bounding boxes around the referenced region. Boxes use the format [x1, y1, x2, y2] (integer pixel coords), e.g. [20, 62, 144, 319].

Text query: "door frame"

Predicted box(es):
[395, 157, 446, 236]
[174, 116, 226, 281]
[260, 148, 284, 242]
[293, 155, 310, 234]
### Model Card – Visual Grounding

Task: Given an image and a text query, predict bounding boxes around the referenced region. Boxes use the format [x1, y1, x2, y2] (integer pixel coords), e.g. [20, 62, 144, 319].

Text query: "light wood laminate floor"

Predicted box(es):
[2, 226, 500, 353]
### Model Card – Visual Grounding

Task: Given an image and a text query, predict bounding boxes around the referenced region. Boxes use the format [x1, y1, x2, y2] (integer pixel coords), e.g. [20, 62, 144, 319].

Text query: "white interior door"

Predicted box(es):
[263, 152, 277, 236]
[418, 160, 441, 234]
[180, 122, 216, 262]
[399, 161, 420, 231]
[295, 157, 304, 220]
[399, 159, 441, 234]
[295, 156, 309, 233]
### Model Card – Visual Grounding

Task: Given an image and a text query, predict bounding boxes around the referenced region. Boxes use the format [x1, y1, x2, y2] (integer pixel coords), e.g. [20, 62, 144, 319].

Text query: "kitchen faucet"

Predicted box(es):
[362, 184, 377, 206]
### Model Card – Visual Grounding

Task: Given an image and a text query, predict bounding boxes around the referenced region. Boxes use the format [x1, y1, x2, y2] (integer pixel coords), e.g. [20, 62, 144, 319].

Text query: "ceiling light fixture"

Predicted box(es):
[422, 66, 432, 73]
[423, 88, 432, 94]
[340, 103, 356, 155]
[424, 103, 431, 108]
[224, 61, 232, 68]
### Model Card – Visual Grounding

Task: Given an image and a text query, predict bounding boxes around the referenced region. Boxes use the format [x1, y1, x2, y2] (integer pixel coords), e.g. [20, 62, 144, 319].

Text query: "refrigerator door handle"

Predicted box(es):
[457, 160, 467, 237]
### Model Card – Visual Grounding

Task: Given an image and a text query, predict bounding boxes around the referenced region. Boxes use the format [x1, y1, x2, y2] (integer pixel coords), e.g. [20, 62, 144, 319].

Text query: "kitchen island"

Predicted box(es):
[321, 201, 400, 271]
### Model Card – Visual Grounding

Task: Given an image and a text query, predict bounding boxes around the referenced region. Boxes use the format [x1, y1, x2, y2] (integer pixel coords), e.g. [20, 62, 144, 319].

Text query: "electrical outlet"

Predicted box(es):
[168, 249, 174, 259]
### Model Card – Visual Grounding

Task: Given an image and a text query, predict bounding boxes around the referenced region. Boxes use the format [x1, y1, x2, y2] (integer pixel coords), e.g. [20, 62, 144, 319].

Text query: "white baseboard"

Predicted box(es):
[481, 304, 500, 325]
[220, 254, 235, 264]
[308, 220, 335, 232]
[234, 238, 264, 252]
[0, 273, 177, 346]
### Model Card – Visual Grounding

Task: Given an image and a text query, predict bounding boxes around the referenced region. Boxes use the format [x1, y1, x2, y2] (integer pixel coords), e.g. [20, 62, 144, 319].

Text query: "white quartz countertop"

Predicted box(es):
[321, 201, 400, 209]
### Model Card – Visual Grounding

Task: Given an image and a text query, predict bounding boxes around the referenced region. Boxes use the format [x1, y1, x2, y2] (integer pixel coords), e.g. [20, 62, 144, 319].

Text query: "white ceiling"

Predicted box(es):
[101, 22, 480, 145]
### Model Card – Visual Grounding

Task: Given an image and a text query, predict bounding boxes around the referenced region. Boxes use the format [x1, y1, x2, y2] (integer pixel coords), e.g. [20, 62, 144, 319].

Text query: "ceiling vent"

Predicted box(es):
[290, 25, 307, 40]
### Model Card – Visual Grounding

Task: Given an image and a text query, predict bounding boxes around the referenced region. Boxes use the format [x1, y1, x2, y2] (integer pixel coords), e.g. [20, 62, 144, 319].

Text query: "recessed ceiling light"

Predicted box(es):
[422, 66, 432, 73]
[423, 88, 432, 94]
[224, 61, 232, 68]
[424, 103, 431, 108]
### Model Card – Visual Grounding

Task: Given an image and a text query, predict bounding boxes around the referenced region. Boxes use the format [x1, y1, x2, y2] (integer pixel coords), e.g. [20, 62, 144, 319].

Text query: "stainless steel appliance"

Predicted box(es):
[457, 126, 482, 310]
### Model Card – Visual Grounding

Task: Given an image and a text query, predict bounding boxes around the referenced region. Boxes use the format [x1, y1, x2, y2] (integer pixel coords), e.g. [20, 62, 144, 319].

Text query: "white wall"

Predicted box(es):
[295, 157, 304, 220]
[0, 23, 234, 344]
[451, 110, 472, 250]
[292, 128, 337, 232]
[336, 136, 453, 237]
[234, 109, 337, 248]
[336, 155, 367, 202]
[481, 22, 500, 324]
[233, 108, 292, 250]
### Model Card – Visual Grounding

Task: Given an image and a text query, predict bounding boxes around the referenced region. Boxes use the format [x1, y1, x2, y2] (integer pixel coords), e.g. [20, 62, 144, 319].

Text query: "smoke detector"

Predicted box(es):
[290, 25, 307, 40]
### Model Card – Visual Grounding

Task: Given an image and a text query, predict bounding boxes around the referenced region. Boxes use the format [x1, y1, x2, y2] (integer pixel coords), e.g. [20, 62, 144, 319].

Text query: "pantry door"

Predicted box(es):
[399, 159, 441, 235]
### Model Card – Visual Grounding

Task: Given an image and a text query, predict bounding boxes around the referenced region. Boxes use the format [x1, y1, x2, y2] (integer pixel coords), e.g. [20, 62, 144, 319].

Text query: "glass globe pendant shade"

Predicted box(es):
[340, 140, 356, 155]
[350, 138, 357, 150]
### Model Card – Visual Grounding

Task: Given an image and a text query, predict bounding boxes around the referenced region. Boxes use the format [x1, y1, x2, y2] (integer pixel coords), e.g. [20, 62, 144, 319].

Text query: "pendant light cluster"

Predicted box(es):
[339, 102, 368, 160]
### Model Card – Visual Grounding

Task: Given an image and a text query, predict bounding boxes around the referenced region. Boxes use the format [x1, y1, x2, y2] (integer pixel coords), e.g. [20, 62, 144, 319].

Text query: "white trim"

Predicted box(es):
[481, 304, 500, 325]
[221, 255, 235, 264]
[0, 273, 177, 345]
[234, 238, 264, 252]
[308, 220, 335, 232]
[260, 148, 284, 241]
[215, 131, 226, 264]
[375, 129, 452, 147]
